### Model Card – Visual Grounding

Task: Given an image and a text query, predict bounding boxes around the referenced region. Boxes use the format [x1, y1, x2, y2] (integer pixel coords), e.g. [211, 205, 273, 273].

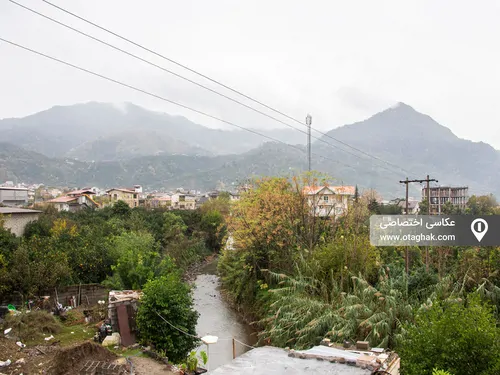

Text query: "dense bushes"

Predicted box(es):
[0, 201, 227, 301]
[218, 175, 500, 373]
[398, 295, 500, 375]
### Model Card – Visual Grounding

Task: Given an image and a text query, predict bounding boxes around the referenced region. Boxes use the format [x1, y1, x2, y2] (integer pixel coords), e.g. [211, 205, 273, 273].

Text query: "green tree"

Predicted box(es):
[418, 199, 429, 215]
[109, 231, 173, 289]
[398, 294, 500, 375]
[136, 275, 199, 363]
[466, 194, 498, 215]
[112, 200, 131, 217]
[367, 199, 380, 214]
[200, 209, 226, 252]
[354, 185, 359, 202]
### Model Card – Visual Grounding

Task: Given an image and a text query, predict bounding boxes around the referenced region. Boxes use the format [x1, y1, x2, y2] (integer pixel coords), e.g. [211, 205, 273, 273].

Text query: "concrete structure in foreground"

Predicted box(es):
[0, 207, 42, 236]
[210, 344, 399, 375]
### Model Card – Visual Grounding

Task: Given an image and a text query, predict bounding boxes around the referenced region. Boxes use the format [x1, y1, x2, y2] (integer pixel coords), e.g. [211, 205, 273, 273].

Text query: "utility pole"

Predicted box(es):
[399, 178, 410, 275]
[399, 175, 438, 274]
[306, 114, 312, 172]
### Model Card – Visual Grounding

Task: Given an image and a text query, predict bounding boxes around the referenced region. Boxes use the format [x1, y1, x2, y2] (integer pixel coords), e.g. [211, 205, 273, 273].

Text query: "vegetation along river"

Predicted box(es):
[192, 260, 257, 371]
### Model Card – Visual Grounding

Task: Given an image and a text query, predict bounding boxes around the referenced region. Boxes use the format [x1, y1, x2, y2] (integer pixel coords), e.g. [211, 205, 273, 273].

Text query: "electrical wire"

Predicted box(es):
[155, 311, 200, 339]
[9, 0, 404, 176]
[0, 36, 372, 174]
[37, 0, 410, 175]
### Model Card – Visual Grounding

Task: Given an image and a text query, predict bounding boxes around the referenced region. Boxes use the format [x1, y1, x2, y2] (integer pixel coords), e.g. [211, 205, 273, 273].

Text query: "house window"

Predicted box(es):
[113, 194, 118, 200]
[133, 194, 138, 199]
[323, 196, 329, 202]
[134, 202, 138, 207]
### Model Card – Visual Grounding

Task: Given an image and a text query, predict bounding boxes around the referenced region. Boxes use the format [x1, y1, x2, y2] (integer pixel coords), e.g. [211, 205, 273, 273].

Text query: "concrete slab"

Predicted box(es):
[209, 346, 371, 375]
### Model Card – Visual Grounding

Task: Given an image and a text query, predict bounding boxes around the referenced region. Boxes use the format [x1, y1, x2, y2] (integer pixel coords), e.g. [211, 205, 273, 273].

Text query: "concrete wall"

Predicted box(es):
[3, 212, 40, 236]
[0, 189, 28, 206]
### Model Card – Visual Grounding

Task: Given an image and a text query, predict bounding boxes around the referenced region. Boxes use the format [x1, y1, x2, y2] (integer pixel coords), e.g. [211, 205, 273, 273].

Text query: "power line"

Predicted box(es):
[38, 0, 410, 175]
[9, 0, 402, 175]
[0, 36, 368, 174]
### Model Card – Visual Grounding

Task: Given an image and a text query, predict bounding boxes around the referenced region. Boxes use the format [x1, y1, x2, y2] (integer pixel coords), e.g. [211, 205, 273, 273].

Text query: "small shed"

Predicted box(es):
[107, 290, 143, 347]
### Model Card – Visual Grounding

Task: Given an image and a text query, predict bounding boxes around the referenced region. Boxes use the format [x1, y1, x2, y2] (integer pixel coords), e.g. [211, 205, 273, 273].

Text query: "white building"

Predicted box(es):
[303, 185, 356, 217]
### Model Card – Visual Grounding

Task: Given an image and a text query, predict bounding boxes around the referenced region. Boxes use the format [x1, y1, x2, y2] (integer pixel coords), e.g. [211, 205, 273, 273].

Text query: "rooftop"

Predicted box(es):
[209, 345, 399, 375]
[106, 188, 136, 194]
[66, 189, 96, 196]
[0, 207, 42, 214]
[303, 185, 356, 196]
[0, 187, 29, 191]
[47, 196, 78, 203]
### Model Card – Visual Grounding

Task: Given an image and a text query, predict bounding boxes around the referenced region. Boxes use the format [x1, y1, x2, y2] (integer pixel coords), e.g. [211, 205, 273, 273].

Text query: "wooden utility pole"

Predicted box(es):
[399, 178, 410, 274]
[232, 338, 236, 359]
[399, 175, 438, 274]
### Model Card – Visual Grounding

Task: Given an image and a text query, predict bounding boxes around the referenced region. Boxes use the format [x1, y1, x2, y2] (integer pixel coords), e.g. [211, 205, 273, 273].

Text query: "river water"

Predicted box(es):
[193, 260, 257, 371]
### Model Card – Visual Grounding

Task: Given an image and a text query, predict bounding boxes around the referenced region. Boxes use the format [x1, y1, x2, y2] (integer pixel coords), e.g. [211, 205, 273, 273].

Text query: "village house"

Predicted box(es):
[171, 193, 196, 210]
[149, 195, 172, 209]
[399, 199, 420, 215]
[0, 207, 42, 236]
[303, 185, 356, 217]
[106, 187, 140, 208]
[47, 189, 99, 212]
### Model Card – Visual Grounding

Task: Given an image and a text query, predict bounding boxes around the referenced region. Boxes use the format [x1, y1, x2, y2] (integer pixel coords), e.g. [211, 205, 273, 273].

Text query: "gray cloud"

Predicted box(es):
[0, 0, 499, 148]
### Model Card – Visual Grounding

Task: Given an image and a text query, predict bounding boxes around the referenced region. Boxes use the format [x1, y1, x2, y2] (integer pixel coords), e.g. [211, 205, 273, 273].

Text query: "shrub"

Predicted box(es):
[398, 294, 500, 375]
[136, 275, 199, 363]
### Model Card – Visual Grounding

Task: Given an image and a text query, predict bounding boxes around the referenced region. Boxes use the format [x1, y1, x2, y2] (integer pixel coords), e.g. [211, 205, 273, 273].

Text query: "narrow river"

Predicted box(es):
[193, 260, 257, 371]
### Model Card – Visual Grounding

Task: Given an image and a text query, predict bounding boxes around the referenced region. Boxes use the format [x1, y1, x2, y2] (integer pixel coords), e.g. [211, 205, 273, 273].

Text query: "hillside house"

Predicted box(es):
[171, 193, 196, 210]
[149, 195, 172, 209]
[0, 187, 29, 207]
[47, 189, 99, 212]
[106, 188, 140, 208]
[0, 207, 42, 236]
[303, 185, 356, 217]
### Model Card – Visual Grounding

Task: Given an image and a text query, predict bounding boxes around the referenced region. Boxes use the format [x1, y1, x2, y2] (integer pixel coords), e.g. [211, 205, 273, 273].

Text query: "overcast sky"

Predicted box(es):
[1, 0, 499, 148]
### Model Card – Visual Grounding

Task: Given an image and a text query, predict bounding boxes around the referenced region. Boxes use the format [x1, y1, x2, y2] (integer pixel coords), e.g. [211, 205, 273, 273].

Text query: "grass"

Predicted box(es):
[108, 347, 147, 358]
[55, 323, 95, 346]
[3, 310, 62, 343]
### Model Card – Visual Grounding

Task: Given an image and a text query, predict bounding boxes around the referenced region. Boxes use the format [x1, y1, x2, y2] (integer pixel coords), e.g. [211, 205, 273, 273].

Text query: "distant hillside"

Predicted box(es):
[1, 102, 499, 198]
[0, 102, 306, 160]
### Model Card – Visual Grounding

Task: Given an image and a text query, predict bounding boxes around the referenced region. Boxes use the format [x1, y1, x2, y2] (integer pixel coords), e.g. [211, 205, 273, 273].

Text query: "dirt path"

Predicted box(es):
[130, 356, 178, 375]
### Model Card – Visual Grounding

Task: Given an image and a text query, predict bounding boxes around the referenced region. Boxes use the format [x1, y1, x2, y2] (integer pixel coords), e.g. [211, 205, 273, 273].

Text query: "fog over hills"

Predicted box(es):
[1, 102, 498, 198]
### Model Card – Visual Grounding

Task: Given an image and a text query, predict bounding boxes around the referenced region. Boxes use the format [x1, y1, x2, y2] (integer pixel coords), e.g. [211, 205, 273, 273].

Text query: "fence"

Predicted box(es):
[1, 284, 109, 309]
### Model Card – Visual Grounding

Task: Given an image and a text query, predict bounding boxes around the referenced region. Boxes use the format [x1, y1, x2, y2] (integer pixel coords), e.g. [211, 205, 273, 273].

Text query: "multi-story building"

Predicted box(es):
[303, 185, 356, 217]
[422, 186, 468, 215]
[106, 188, 140, 208]
[171, 193, 196, 210]
[47, 189, 99, 212]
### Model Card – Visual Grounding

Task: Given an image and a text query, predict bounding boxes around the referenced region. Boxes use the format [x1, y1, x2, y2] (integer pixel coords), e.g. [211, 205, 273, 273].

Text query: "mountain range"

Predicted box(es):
[0, 102, 498, 198]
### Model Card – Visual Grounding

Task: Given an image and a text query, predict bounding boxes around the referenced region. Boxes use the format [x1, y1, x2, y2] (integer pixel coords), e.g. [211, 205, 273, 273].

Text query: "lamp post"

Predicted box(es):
[201, 335, 218, 371]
